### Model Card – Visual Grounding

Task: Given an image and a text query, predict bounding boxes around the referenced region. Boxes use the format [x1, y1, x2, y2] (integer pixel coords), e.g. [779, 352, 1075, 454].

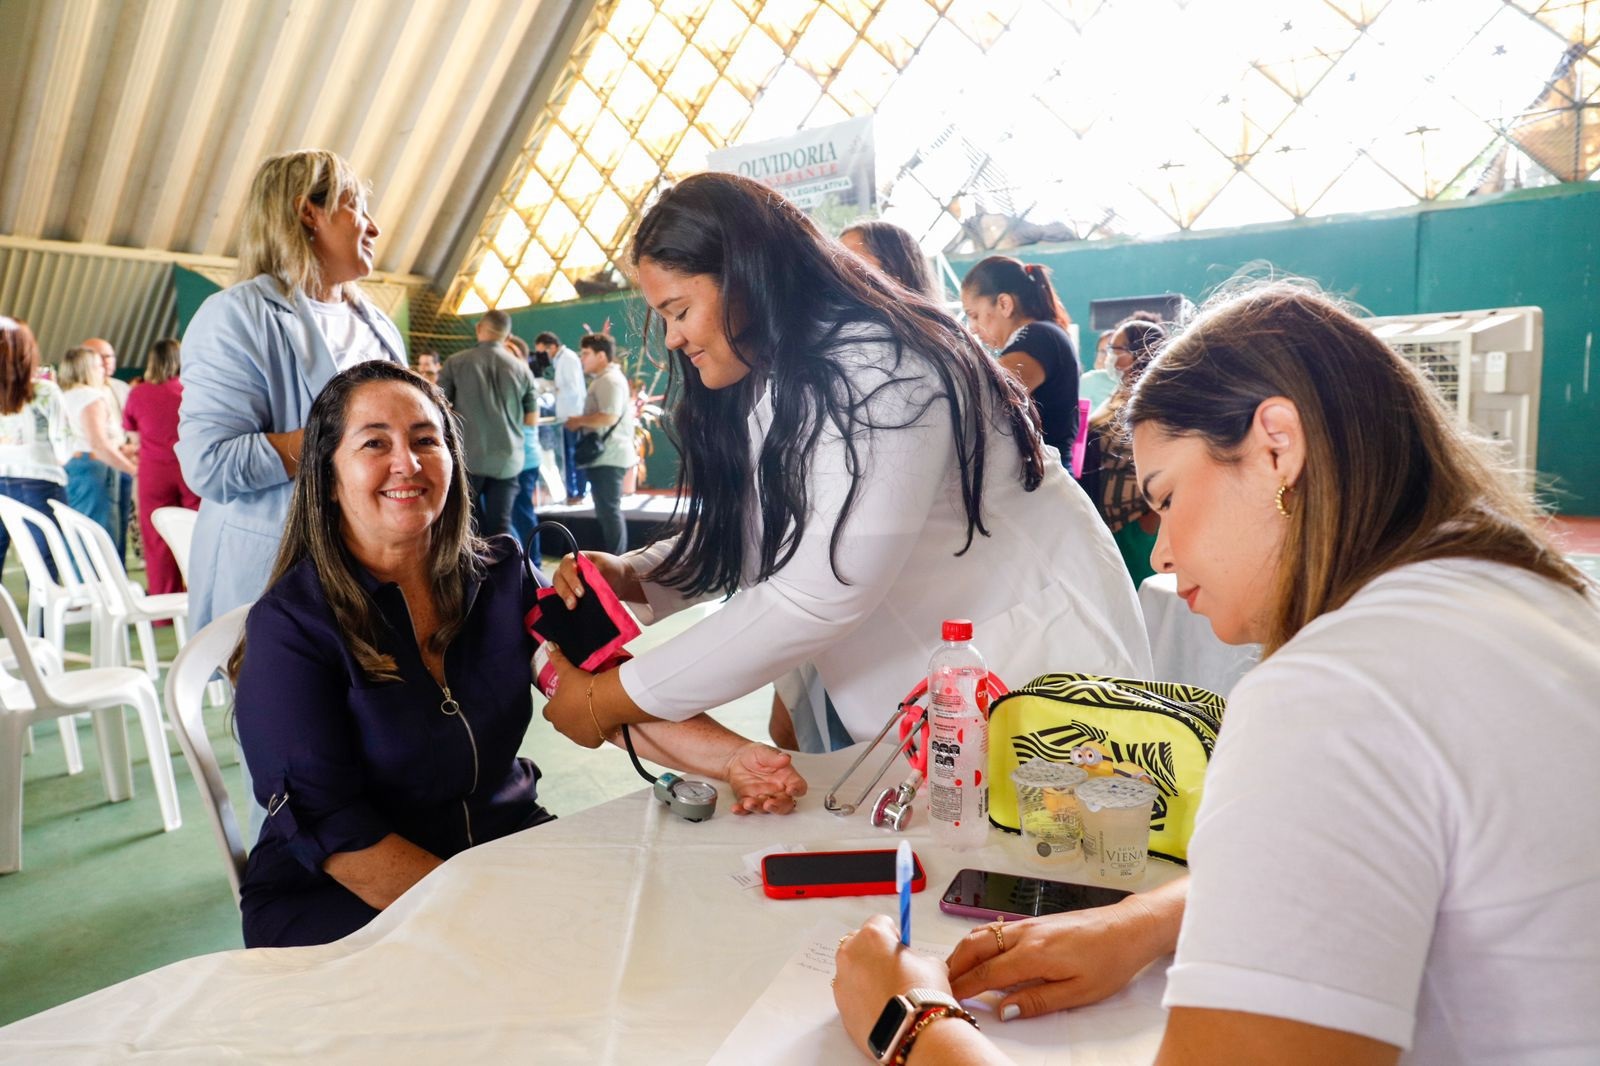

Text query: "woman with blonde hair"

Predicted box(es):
[60, 346, 139, 549]
[123, 339, 199, 595]
[176, 149, 406, 633]
[833, 280, 1599, 1065]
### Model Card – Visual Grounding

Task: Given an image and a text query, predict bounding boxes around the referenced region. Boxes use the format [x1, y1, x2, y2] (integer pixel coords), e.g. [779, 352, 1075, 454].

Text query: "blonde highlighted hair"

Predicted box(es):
[57, 346, 103, 389]
[1124, 277, 1588, 656]
[236, 149, 368, 301]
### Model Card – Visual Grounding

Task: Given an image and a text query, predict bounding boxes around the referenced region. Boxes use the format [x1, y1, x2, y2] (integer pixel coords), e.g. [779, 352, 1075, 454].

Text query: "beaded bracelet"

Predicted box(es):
[891, 1004, 979, 1066]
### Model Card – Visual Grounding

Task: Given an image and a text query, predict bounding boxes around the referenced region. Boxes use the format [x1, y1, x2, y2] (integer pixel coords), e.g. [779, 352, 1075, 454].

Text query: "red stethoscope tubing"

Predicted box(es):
[895, 672, 1007, 776]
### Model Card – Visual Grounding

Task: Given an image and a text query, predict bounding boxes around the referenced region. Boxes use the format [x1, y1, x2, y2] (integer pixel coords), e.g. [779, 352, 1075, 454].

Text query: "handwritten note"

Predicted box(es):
[707, 919, 1073, 1065]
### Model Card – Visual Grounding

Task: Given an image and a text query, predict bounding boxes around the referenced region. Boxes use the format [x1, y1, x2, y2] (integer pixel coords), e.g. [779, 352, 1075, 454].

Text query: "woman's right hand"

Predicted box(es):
[944, 893, 1175, 1019]
[552, 551, 641, 609]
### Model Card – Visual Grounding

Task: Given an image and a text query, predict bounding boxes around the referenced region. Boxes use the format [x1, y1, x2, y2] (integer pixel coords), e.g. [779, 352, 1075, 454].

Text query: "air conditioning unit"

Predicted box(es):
[1363, 307, 1543, 484]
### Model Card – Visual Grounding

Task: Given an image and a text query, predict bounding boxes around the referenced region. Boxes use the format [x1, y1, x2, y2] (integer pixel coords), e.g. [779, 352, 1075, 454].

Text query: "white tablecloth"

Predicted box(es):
[0, 746, 1179, 1064]
[1137, 574, 1259, 697]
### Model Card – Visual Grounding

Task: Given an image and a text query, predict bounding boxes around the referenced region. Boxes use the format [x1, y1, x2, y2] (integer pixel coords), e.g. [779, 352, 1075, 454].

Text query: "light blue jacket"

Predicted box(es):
[176, 274, 405, 629]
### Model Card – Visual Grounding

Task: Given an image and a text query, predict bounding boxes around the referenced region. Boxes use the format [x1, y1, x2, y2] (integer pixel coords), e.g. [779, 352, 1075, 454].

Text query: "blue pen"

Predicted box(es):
[896, 840, 913, 947]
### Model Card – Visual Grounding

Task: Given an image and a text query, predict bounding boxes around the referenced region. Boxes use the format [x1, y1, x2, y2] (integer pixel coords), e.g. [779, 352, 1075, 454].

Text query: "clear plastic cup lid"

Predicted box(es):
[1010, 758, 1088, 791]
[1075, 776, 1160, 811]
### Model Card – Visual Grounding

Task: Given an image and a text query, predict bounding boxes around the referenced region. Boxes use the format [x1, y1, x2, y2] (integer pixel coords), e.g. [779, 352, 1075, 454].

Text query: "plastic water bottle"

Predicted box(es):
[927, 619, 990, 850]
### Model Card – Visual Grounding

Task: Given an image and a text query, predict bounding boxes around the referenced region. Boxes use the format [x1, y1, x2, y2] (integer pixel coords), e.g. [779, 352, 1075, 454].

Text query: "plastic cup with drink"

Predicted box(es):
[1010, 758, 1089, 869]
[1076, 776, 1160, 884]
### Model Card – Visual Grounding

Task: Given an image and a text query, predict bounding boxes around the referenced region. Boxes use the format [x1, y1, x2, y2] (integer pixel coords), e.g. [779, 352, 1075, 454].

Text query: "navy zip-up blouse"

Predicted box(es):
[235, 535, 553, 947]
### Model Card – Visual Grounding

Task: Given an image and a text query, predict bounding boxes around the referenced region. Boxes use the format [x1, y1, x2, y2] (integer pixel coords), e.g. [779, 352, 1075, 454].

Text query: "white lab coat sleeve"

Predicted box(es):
[618, 362, 952, 721]
[621, 535, 709, 624]
[175, 296, 291, 504]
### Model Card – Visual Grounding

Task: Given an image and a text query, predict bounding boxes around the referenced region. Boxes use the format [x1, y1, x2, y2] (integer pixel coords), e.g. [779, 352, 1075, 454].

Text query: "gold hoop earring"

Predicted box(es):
[1275, 482, 1294, 519]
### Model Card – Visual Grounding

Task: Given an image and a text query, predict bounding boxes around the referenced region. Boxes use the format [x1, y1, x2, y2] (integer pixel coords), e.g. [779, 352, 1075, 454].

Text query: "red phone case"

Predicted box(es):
[761, 849, 928, 900]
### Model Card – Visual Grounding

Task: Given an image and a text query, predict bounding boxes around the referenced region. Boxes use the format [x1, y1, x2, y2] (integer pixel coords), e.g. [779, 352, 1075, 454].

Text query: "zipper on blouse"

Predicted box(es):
[438, 684, 479, 846]
[388, 587, 482, 849]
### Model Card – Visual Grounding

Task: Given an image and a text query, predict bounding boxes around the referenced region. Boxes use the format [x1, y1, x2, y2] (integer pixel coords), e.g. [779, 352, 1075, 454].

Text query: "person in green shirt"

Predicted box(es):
[437, 310, 538, 537]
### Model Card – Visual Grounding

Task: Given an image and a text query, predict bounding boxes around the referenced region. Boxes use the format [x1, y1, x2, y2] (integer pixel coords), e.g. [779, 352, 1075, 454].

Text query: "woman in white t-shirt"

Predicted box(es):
[0, 316, 71, 575]
[58, 346, 138, 551]
[833, 280, 1599, 1066]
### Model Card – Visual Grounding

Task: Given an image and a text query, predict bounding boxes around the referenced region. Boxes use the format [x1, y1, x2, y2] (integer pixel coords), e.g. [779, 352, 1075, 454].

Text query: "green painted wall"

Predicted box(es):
[460, 183, 1600, 513]
[944, 183, 1599, 513]
[1414, 188, 1599, 517]
[173, 265, 222, 334]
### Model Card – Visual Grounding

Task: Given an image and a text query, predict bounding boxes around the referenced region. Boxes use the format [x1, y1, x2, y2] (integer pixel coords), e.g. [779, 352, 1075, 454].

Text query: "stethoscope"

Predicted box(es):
[823, 672, 1008, 831]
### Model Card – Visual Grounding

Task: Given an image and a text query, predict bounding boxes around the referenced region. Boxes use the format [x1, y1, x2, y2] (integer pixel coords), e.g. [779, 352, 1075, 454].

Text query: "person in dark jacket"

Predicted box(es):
[231, 360, 556, 947]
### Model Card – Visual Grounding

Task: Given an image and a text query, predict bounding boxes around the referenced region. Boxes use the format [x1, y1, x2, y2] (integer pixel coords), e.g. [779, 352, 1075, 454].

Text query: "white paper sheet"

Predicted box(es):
[707, 919, 1072, 1065]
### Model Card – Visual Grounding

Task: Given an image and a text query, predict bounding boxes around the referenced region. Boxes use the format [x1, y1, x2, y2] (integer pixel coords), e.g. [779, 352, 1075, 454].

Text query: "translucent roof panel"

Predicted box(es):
[449, 0, 1600, 310]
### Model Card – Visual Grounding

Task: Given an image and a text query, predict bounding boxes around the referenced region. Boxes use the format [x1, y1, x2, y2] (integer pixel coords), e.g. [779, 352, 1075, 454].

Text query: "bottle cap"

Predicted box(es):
[941, 619, 973, 642]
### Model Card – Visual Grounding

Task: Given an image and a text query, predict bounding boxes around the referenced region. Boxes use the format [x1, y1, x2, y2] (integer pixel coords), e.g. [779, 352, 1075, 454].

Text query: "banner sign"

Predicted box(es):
[708, 115, 876, 224]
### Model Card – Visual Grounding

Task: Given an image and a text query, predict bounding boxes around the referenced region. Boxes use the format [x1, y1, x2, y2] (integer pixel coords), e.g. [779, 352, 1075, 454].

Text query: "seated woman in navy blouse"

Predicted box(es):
[230, 360, 554, 948]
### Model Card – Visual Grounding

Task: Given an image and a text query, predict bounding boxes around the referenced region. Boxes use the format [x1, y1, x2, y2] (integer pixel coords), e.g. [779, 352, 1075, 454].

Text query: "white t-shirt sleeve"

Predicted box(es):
[1163, 655, 1448, 1051]
[618, 349, 953, 722]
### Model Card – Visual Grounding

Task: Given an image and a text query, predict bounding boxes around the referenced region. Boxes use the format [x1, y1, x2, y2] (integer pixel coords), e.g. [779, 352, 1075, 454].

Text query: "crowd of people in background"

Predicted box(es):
[5, 147, 1593, 1064]
[0, 316, 199, 595]
[0, 183, 1236, 654]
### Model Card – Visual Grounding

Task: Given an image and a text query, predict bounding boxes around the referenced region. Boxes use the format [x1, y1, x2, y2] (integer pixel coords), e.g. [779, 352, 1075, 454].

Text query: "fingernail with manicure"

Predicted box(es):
[1000, 1005, 1020, 1022]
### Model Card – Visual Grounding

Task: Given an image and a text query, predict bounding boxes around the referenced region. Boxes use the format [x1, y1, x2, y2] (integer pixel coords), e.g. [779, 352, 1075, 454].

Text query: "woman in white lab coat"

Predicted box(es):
[540, 172, 1149, 795]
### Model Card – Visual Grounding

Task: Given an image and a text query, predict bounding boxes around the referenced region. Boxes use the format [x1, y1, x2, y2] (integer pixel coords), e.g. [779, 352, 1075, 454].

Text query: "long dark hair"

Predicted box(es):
[961, 256, 1072, 331]
[840, 220, 940, 301]
[230, 360, 487, 682]
[629, 172, 1045, 599]
[1124, 279, 1588, 655]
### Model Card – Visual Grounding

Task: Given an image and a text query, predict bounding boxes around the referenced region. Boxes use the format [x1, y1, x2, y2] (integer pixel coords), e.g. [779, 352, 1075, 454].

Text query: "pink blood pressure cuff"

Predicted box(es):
[526, 552, 641, 695]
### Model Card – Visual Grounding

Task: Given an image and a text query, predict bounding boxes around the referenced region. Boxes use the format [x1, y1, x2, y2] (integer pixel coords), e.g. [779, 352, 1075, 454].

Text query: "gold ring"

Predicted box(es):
[838, 932, 853, 948]
[991, 922, 1006, 954]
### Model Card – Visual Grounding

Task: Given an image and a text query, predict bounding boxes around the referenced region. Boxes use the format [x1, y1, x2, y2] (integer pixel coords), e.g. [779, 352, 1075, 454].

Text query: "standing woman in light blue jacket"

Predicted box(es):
[177, 150, 406, 632]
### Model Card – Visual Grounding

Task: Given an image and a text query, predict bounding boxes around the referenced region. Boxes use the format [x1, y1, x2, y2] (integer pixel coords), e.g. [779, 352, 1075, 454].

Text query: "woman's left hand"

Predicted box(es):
[538, 643, 608, 748]
[722, 742, 807, 815]
[834, 915, 953, 1056]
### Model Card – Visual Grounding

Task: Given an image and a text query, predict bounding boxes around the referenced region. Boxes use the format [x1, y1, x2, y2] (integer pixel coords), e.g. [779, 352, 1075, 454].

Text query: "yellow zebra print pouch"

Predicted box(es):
[987, 674, 1226, 864]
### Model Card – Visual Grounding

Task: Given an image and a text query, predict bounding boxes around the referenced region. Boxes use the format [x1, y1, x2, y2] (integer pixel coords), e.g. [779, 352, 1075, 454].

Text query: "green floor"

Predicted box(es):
[0, 562, 772, 1026]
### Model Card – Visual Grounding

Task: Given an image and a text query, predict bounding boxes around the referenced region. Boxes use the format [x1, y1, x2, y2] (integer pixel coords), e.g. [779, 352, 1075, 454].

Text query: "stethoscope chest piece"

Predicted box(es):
[870, 776, 918, 831]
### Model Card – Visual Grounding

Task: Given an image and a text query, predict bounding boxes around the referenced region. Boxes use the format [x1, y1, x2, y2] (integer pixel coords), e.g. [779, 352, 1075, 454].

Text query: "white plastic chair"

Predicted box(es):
[150, 506, 198, 585]
[0, 496, 101, 771]
[163, 605, 249, 902]
[0, 585, 180, 873]
[50, 501, 188, 678]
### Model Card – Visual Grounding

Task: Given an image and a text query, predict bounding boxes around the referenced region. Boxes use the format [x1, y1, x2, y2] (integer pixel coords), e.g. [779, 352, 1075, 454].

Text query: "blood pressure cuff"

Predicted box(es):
[525, 551, 641, 694]
[987, 674, 1226, 864]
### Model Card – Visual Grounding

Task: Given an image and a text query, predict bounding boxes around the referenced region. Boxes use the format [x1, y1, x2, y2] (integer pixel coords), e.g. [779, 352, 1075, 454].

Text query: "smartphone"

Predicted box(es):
[762, 849, 928, 900]
[939, 868, 1131, 922]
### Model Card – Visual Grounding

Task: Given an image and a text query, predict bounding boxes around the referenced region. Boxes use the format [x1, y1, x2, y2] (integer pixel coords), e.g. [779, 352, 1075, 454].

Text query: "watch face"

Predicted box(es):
[867, 996, 910, 1057]
[670, 779, 718, 804]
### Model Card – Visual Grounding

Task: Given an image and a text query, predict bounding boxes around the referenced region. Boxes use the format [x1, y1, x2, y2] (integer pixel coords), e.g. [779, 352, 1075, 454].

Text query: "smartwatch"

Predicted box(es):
[867, 988, 968, 1064]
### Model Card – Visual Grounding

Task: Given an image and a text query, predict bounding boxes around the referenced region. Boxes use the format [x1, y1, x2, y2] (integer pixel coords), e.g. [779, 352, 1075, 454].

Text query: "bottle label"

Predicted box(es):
[930, 784, 962, 822]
